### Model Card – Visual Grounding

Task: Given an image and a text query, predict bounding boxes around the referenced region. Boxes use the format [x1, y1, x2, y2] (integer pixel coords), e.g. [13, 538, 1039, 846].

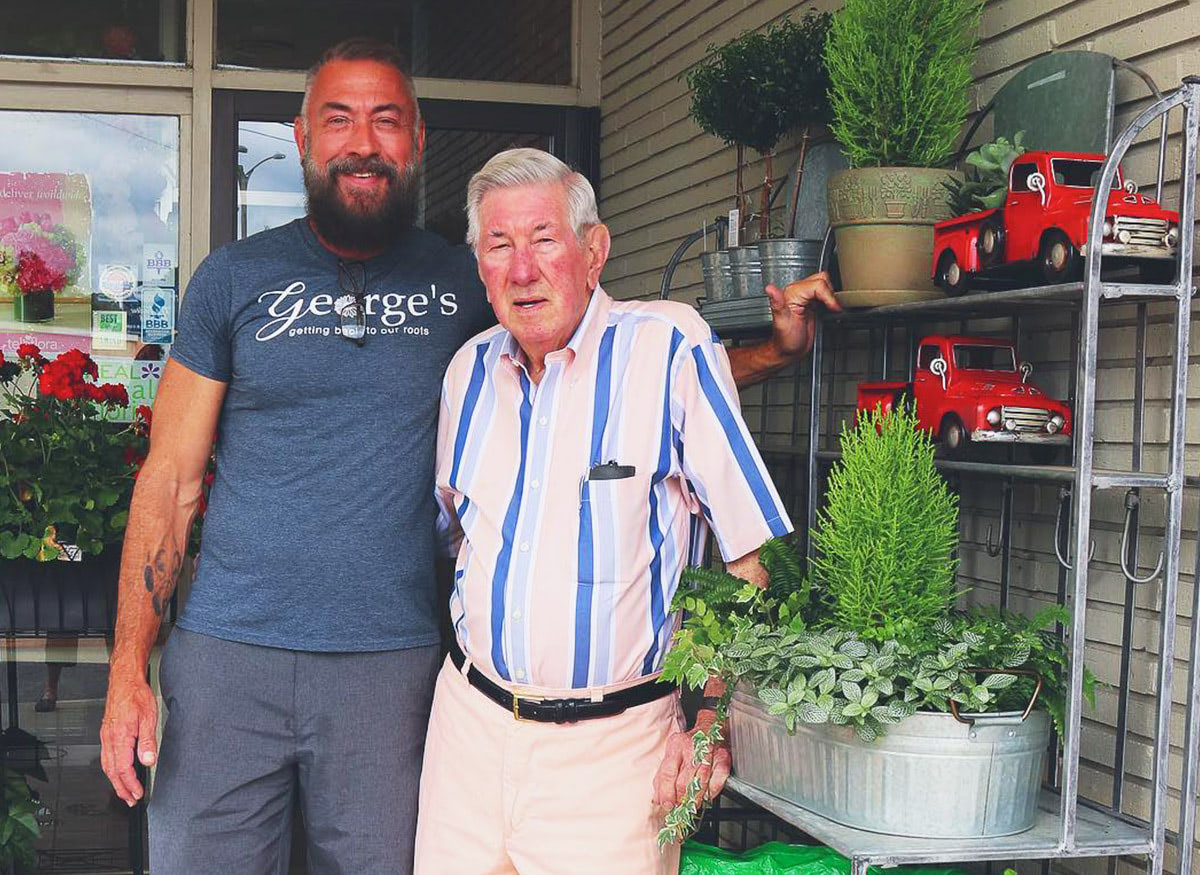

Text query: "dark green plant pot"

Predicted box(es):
[12, 290, 54, 323]
[0, 550, 120, 635]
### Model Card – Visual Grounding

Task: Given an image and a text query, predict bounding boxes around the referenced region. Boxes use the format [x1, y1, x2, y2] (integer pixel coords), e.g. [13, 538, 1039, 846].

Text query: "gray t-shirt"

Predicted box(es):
[170, 218, 494, 651]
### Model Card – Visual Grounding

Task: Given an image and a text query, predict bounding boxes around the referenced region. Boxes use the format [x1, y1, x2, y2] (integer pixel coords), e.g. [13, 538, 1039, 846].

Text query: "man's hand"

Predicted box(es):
[765, 270, 840, 361]
[100, 668, 159, 806]
[727, 271, 840, 388]
[651, 717, 731, 815]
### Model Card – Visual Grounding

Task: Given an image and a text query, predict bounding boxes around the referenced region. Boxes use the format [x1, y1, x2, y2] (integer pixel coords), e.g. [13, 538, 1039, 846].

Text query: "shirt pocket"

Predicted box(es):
[578, 473, 655, 584]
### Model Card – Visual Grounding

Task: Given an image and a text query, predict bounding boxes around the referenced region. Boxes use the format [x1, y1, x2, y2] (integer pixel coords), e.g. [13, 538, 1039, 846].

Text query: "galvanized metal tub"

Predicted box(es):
[728, 689, 1051, 839]
[727, 246, 763, 300]
[700, 250, 734, 302]
[757, 238, 824, 290]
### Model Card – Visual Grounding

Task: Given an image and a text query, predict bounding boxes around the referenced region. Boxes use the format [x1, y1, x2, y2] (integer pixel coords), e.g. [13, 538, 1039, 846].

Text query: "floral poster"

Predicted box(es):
[0, 172, 94, 339]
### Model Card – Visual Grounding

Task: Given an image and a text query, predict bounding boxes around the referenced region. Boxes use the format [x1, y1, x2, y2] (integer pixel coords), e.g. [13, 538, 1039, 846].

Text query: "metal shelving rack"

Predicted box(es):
[737, 77, 1200, 875]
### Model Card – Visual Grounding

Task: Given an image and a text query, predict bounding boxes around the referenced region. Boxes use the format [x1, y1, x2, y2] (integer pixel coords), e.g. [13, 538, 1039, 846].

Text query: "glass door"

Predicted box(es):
[211, 90, 599, 249]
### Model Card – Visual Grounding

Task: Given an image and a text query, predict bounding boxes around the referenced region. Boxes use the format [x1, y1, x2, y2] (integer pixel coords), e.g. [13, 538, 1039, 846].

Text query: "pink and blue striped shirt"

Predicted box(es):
[435, 287, 792, 690]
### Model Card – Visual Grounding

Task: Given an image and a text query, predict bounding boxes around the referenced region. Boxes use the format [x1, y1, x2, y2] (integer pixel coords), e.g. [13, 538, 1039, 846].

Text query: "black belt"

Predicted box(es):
[448, 638, 676, 724]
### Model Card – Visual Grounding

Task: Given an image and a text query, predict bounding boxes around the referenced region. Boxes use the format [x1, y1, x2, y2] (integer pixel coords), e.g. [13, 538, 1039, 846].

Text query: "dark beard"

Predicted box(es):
[303, 153, 420, 253]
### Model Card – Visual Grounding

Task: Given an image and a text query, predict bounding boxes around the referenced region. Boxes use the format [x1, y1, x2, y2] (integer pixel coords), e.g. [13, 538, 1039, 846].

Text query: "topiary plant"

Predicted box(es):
[686, 13, 832, 239]
[944, 132, 1027, 216]
[824, 0, 983, 168]
[809, 404, 960, 644]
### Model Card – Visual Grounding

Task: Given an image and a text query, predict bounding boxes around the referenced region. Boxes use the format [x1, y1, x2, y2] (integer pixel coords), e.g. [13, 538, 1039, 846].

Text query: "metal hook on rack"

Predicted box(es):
[1053, 485, 1096, 570]
[985, 483, 1013, 558]
[985, 519, 1005, 557]
[1119, 489, 1163, 584]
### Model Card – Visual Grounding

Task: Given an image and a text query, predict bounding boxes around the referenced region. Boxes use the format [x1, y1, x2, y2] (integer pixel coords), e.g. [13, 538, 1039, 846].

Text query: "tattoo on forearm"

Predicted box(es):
[143, 548, 182, 617]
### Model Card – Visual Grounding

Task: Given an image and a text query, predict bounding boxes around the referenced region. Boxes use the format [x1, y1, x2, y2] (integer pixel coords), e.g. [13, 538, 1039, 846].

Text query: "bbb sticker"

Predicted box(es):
[140, 286, 175, 344]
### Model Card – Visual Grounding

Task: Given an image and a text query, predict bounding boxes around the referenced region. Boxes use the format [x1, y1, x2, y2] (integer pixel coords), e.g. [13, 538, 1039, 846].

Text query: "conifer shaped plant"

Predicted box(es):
[810, 403, 959, 645]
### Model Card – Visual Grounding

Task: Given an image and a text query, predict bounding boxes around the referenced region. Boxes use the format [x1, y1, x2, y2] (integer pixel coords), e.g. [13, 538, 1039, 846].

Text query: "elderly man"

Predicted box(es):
[416, 148, 800, 874]
[101, 37, 833, 875]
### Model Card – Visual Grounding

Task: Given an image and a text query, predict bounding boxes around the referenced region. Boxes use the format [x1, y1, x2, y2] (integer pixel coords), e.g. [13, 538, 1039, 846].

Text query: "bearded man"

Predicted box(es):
[99, 37, 836, 875]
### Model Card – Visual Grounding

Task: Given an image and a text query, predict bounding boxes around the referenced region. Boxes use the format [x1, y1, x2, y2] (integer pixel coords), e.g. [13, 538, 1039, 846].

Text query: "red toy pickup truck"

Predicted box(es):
[933, 150, 1179, 294]
[857, 335, 1071, 457]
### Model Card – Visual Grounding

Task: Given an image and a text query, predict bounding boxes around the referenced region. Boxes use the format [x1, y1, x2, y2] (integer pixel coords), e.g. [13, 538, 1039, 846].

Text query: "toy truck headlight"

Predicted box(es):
[986, 408, 1001, 427]
[1004, 417, 1017, 431]
[1047, 413, 1065, 434]
[1102, 219, 1114, 239]
[1117, 228, 1133, 244]
[1166, 225, 1180, 247]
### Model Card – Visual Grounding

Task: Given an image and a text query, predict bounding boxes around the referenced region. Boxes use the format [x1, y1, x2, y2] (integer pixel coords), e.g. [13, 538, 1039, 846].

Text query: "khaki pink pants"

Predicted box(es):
[414, 656, 684, 874]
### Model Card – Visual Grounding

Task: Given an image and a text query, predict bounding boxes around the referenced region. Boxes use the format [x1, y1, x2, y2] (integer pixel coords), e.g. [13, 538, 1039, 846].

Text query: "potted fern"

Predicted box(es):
[824, 0, 981, 307]
[660, 405, 1090, 844]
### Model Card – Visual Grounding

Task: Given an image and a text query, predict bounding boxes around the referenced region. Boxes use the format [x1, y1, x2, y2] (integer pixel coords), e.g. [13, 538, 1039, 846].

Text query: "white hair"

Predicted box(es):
[465, 148, 599, 251]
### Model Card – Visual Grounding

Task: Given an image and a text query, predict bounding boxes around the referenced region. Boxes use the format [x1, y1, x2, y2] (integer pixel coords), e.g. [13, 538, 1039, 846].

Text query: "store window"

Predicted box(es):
[0, 0, 185, 63]
[0, 108, 176, 871]
[0, 110, 180, 413]
[217, 0, 572, 84]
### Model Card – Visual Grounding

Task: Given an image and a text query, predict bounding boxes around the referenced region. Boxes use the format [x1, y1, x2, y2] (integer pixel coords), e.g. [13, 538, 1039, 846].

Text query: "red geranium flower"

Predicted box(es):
[16, 343, 40, 361]
[101, 383, 129, 407]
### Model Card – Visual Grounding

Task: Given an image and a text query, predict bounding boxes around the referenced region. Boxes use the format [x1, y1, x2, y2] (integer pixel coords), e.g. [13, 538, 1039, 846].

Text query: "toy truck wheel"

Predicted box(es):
[979, 218, 1005, 265]
[1038, 230, 1080, 284]
[939, 415, 968, 455]
[936, 251, 968, 296]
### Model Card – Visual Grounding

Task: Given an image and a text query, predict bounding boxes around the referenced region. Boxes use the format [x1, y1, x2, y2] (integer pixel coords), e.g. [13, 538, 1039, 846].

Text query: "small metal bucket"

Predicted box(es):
[727, 246, 763, 300]
[728, 689, 1050, 838]
[756, 238, 824, 290]
[700, 250, 733, 302]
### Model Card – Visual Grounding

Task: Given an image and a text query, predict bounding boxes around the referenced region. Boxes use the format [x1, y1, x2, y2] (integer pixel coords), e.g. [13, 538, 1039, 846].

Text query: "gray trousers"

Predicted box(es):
[149, 627, 440, 875]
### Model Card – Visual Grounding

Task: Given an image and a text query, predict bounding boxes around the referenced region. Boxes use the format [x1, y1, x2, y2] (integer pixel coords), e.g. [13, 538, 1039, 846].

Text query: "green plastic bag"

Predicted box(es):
[679, 841, 969, 875]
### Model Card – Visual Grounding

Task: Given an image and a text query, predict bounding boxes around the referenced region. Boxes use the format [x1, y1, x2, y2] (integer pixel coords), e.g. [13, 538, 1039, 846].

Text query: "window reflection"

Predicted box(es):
[0, 110, 179, 422]
[0, 0, 185, 63]
[237, 122, 305, 240]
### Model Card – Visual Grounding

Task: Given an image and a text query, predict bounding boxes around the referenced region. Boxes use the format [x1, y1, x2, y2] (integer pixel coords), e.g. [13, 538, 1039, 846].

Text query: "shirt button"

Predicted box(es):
[515, 669, 526, 680]
[530, 479, 540, 490]
[538, 416, 549, 426]
[519, 542, 529, 553]
[512, 610, 522, 620]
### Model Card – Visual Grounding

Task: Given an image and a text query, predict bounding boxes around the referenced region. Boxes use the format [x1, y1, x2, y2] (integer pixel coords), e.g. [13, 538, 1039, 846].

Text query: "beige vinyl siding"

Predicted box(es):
[599, 2, 1200, 873]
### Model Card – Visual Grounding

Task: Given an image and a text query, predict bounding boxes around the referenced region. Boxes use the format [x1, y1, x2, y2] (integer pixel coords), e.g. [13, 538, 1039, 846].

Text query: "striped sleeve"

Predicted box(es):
[672, 336, 792, 561]
[434, 370, 464, 559]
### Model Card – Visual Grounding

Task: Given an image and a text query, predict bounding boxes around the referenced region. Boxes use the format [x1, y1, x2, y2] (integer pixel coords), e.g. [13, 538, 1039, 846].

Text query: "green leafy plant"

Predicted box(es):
[945, 132, 1027, 215]
[824, 0, 983, 168]
[658, 405, 1092, 843]
[0, 344, 146, 561]
[811, 405, 960, 643]
[0, 770, 41, 871]
[686, 13, 832, 238]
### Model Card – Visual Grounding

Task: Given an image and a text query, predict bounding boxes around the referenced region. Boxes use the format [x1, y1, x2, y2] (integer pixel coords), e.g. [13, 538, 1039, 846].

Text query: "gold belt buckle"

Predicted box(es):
[510, 687, 544, 721]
